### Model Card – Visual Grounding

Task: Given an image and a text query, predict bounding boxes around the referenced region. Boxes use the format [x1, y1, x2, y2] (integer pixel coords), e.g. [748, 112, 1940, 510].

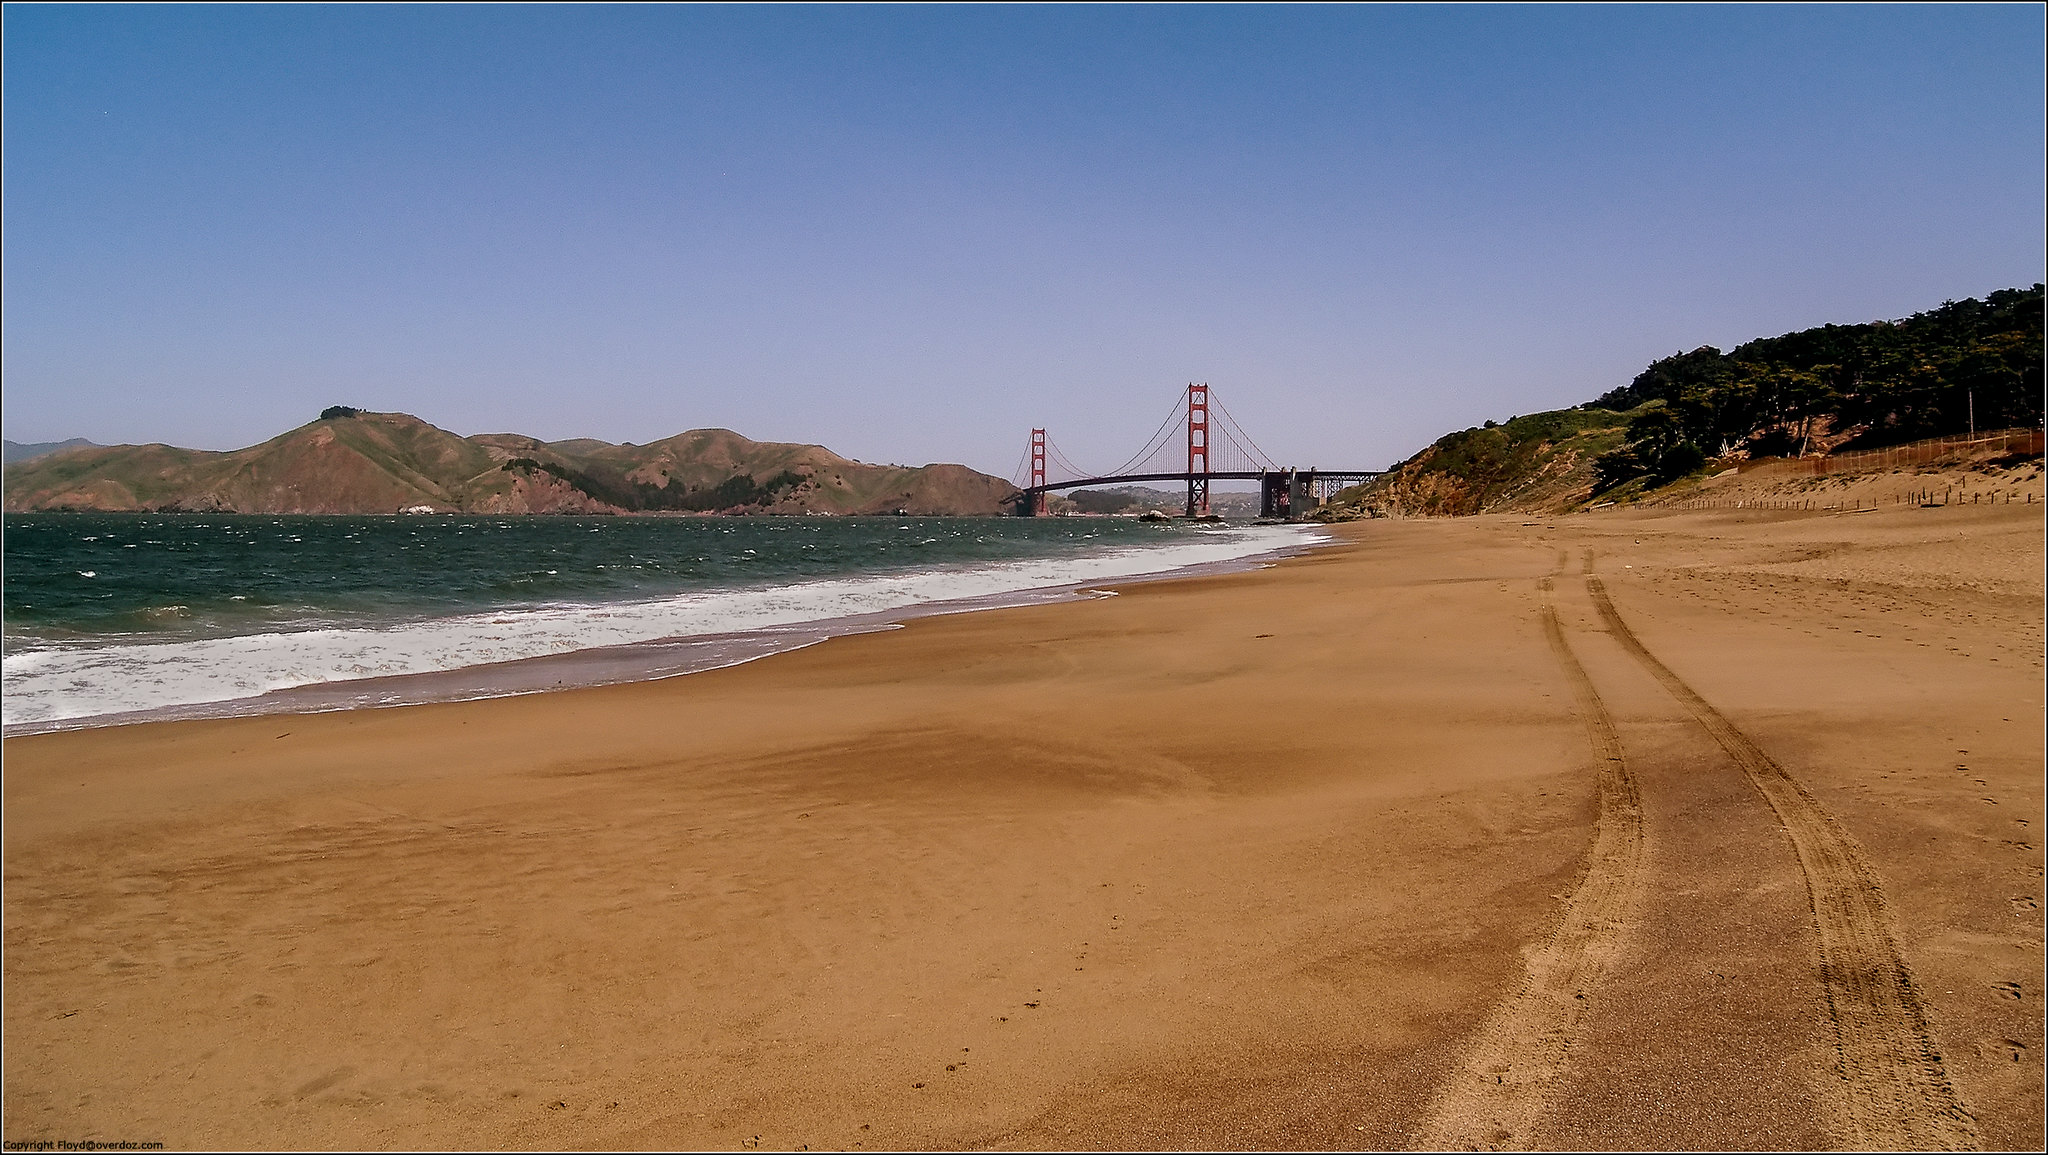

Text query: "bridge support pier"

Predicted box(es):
[1261, 471, 1292, 519]
[1257, 470, 1324, 520]
[1289, 470, 1320, 519]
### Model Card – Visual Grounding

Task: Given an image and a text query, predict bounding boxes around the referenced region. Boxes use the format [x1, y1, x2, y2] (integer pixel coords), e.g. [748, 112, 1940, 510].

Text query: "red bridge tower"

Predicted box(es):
[1029, 428, 1048, 516]
[1185, 383, 1210, 517]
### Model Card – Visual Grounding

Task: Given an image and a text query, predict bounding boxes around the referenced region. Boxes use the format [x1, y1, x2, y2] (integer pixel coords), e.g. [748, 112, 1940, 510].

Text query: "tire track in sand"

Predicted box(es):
[1414, 574, 1647, 1150]
[1583, 558, 1980, 1150]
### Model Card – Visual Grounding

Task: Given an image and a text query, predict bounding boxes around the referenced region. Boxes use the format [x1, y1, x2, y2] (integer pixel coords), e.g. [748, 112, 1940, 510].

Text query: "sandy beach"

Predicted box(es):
[5, 502, 2041, 1150]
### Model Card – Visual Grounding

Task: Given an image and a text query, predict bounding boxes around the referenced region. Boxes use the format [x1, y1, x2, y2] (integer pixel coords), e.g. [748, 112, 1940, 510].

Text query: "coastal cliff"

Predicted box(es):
[1332, 407, 1633, 517]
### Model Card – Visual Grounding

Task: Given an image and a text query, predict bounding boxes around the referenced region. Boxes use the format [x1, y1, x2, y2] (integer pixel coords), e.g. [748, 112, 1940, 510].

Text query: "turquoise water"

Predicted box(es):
[5, 513, 1213, 646]
[3, 513, 1318, 728]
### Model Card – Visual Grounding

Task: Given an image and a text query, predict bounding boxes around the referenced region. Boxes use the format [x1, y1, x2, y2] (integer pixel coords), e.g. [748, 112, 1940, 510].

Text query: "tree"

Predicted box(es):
[1590, 402, 1708, 493]
[1588, 284, 2042, 454]
[1751, 366, 1835, 455]
[1595, 346, 1736, 410]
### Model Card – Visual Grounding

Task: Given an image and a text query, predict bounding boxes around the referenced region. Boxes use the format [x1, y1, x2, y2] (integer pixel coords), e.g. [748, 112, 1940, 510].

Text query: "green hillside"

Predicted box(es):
[1321, 284, 2043, 519]
[1321, 408, 1634, 518]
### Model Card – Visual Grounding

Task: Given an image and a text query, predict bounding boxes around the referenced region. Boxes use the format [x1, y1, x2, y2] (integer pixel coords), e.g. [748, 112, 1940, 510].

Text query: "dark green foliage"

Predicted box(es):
[1591, 445, 1648, 493]
[676, 470, 805, 512]
[1593, 285, 2042, 456]
[1587, 285, 2042, 493]
[1590, 403, 1708, 492]
[320, 405, 361, 420]
[1595, 345, 1738, 411]
[500, 457, 804, 511]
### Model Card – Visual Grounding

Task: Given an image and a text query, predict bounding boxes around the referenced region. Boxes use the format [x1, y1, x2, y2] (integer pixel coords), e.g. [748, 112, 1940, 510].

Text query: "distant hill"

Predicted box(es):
[1064, 484, 1259, 518]
[3, 438, 99, 465]
[2, 411, 1022, 516]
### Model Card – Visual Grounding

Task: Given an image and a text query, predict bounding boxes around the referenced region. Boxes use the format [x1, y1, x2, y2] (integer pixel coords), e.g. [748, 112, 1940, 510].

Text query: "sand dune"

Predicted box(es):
[5, 501, 2041, 1149]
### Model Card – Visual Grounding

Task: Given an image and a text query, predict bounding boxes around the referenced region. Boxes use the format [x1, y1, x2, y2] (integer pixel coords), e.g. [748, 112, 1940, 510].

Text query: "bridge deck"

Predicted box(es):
[1023, 470, 1382, 495]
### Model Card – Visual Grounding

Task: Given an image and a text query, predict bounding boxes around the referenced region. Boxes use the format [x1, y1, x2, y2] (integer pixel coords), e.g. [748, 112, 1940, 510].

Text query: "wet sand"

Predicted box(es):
[4, 503, 2041, 1150]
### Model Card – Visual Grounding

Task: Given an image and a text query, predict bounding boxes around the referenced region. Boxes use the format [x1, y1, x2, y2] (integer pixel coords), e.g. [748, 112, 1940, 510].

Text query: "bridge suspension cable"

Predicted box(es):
[1044, 440, 1093, 484]
[1011, 431, 1096, 487]
[1020, 382, 1360, 485]
[1209, 393, 1279, 473]
[1105, 389, 1196, 479]
[1016, 382, 1381, 519]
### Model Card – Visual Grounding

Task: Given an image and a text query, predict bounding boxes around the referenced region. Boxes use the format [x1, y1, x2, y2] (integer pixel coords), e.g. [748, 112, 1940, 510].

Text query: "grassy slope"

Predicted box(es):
[1319, 407, 1635, 519]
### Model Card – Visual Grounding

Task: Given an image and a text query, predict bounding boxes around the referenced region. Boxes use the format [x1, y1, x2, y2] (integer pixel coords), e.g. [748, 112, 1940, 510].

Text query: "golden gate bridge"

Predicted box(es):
[1013, 383, 1382, 518]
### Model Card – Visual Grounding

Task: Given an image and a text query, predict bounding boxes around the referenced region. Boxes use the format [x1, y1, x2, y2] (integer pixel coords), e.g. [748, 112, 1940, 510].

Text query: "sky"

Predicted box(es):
[4, 5, 2043, 481]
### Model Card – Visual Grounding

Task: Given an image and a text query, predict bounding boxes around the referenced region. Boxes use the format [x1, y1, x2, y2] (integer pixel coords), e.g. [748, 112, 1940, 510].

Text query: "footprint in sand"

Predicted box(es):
[294, 1066, 354, 1098]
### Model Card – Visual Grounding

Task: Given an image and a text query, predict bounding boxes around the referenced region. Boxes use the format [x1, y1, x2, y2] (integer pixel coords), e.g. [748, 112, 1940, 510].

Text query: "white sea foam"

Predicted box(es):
[3, 524, 1325, 728]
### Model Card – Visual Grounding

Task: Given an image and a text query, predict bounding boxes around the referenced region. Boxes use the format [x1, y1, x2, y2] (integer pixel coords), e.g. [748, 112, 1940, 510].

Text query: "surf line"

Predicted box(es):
[1413, 571, 1648, 1150]
[1582, 558, 1980, 1151]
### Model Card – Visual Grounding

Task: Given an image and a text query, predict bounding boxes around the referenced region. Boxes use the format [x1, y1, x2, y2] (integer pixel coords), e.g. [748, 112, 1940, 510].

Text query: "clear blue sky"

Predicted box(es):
[5, 5, 2042, 478]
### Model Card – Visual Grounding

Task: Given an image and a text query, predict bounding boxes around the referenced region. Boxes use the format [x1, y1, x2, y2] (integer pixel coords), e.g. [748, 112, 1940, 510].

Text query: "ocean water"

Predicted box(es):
[3, 513, 1323, 731]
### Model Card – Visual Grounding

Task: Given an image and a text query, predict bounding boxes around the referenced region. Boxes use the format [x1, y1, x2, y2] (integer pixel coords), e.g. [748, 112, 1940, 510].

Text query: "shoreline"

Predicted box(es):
[5, 506, 2039, 1149]
[1, 524, 1330, 737]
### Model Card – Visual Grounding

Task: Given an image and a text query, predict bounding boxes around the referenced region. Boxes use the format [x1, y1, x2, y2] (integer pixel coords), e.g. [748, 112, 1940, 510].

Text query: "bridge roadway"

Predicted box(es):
[1022, 468, 1384, 518]
[1024, 470, 1270, 494]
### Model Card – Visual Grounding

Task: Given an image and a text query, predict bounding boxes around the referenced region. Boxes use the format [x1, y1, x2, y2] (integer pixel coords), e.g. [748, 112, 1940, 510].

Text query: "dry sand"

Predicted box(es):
[4, 498, 2042, 1150]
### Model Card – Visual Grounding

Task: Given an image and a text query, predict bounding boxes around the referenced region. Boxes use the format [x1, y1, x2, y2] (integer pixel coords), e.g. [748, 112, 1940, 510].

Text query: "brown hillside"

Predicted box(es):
[2, 413, 497, 515]
[3, 412, 1021, 516]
